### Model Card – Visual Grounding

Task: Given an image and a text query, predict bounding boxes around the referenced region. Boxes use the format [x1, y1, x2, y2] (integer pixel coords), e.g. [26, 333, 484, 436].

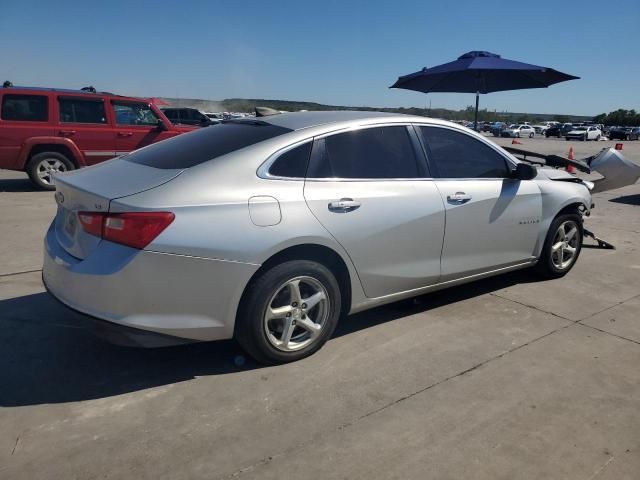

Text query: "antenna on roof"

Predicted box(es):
[3, 80, 13, 88]
[81, 86, 97, 93]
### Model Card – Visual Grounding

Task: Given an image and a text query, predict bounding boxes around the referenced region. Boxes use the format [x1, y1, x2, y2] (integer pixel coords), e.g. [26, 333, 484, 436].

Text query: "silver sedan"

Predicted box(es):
[43, 111, 592, 363]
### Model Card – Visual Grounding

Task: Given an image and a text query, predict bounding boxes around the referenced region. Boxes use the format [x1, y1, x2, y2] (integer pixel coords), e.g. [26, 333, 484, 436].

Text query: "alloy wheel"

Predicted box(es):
[263, 276, 330, 352]
[551, 220, 580, 270]
[36, 158, 67, 185]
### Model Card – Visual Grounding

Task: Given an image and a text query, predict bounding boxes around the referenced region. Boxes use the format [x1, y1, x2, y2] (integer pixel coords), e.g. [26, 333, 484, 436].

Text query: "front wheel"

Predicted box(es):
[26, 152, 75, 190]
[235, 260, 341, 364]
[534, 213, 583, 279]
[529, 132, 534, 138]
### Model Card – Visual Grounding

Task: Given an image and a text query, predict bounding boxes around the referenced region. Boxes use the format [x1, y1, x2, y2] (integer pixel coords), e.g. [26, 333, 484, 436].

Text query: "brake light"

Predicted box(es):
[78, 211, 175, 249]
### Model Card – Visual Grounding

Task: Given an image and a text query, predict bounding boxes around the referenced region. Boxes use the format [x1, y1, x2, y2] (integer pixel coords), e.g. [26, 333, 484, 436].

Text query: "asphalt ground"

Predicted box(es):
[1, 137, 639, 479]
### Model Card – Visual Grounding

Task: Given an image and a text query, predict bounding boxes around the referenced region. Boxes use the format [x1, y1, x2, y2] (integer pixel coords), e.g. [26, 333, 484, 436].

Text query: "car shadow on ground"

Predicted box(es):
[609, 194, 640, 206]
[0, 269, 538, 407]
[0, 177, 41, 193]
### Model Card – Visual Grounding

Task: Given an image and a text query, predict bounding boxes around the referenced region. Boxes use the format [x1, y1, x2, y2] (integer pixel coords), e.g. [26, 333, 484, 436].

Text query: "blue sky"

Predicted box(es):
[1, 0, 638, 115]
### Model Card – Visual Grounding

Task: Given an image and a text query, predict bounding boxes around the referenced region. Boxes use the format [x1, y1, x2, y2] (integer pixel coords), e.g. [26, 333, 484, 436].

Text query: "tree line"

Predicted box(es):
[592, 109, 640, 127]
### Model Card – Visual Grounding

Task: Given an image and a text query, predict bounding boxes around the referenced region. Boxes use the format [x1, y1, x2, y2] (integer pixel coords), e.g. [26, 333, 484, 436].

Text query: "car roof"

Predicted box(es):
[1, 85, 150, 103]
[259, 110, 401, 130]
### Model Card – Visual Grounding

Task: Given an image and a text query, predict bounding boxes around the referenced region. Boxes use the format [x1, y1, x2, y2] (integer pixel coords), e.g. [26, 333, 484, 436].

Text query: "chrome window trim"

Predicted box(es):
[258, 120, 519, 182]
[257, 138, 313, 181]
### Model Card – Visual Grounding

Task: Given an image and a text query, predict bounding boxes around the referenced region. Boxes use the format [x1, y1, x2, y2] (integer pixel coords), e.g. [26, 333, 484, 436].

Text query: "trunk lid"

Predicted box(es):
[53, 159, 182, 259]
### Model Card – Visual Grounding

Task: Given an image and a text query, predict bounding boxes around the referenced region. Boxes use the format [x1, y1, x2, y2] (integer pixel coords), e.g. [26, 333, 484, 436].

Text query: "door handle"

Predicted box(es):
[328, 198, 361, 212]
[446, 192, 472, 204]
[58, 130, 76, 136]
[117, 132, 134, 137]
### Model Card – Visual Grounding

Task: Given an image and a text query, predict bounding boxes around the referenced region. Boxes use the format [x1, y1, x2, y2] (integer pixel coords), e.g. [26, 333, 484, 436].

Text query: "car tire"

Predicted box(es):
[557, 132, 562, 138]
[235, 260, 342, 364]
[529, 132, 534, 138]
[26, 152, 75, 191]
[533, 213, 583, 279]
[596, 135, 601, 141]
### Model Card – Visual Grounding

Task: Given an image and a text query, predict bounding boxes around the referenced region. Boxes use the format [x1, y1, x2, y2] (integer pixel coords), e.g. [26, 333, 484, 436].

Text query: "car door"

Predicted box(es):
[56, 96, 116, 165]
[111, 101, 174, 153]
[303, 125, 445, 298]
[417, 125, 542, 281]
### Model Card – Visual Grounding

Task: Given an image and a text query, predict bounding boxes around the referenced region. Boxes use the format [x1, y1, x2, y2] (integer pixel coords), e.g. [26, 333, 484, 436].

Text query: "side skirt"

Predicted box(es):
[349, 258, 537, 314]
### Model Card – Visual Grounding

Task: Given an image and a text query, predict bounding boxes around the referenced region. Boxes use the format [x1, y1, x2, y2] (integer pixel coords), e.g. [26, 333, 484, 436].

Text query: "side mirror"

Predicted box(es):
[156, 119, 168, 131]
[512, 163, 537, 180]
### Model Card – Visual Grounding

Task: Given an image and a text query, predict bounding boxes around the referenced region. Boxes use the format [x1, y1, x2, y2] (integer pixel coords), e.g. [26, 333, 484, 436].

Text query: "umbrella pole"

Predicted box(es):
[474, 91, 479, 131]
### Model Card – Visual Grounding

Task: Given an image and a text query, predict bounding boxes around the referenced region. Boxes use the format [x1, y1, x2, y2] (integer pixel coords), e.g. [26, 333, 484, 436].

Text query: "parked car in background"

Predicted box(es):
[0, 85, 196, 189]
[203, 112, 223, 123]
[533, 121, 558, 135]
[491, 122, 509, 137]
[161, 107, 213, 127]
[545, 123, 573, 138]
[565, 126, 602, 141]
[608, 127, 640, 141]
[481, 122, 494, 133]
[43, 111, 592, 364]
[501, 124, 535, 138]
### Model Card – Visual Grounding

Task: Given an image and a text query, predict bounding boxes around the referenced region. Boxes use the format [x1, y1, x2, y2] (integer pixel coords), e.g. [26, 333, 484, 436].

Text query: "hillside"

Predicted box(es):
[158, 97, 592, 123]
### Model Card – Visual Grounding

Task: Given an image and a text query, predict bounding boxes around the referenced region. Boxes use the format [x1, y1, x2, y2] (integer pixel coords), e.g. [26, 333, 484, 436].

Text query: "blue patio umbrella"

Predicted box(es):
[390, 51, 579, 129]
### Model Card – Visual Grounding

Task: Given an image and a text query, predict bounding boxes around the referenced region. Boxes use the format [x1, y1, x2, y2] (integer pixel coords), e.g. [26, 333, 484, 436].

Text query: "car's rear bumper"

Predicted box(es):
[43, 222, 260, 343]
[44, 279, 197, 347]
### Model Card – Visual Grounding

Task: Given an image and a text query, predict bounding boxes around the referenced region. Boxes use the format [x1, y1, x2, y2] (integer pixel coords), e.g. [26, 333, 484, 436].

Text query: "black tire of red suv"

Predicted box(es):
[26, 152, 75, 191]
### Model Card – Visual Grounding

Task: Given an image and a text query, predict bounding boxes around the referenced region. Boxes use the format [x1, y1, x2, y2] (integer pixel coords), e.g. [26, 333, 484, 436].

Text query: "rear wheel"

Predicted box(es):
[529, 132, 534, 138]
[26, 152, 75, 190]
[534, 213, 583, 279]
[235, 260, 341, 364]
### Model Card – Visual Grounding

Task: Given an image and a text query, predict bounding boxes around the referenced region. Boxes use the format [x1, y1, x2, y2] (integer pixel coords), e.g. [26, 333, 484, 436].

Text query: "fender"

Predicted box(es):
[17, 136, 85, 169]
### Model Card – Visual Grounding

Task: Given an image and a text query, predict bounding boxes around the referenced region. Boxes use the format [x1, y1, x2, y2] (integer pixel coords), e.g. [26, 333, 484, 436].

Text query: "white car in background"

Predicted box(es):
[533, 121, 558, 135]
[502, 124, 535, 138]
[565, 126, 602, 141]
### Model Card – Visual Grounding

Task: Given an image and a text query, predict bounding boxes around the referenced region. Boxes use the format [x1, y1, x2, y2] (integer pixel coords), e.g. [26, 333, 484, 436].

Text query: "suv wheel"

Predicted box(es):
[235, 260, 341, 364]
[26, 152, 75, 190]
[534, 213, 583, 279]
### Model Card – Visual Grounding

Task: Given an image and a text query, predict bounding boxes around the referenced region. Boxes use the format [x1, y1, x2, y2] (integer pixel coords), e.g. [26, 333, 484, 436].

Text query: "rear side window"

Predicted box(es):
[59, 98, 106, 124]
[418, 126, 510, 178]
[1, 94, 48, 121]
[307, 126, 420, 179]
[125, 121, 292, 169]
[268, 142, 312, 178]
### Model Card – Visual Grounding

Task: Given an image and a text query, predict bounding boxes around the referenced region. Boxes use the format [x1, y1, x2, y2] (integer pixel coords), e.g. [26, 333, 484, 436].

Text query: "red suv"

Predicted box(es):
[0, 85, 196, 189]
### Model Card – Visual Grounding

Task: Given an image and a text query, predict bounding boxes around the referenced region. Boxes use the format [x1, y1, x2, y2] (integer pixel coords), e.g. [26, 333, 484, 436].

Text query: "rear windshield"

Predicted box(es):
[124, 121, 292, 169]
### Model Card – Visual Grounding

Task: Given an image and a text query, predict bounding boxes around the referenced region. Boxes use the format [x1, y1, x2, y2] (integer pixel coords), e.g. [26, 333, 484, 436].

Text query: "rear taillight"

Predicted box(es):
[78, 211, 175, 249]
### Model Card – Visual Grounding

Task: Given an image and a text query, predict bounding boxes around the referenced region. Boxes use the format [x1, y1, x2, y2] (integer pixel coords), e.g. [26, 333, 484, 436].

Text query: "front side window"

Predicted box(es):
[268, 142, 312, 178]
[1, 94, 48, 121]
[113, 102, 159, 126]
[307, 126, 420, 179]
[58, 98, 106, 124]
[419, 126, 510, 179]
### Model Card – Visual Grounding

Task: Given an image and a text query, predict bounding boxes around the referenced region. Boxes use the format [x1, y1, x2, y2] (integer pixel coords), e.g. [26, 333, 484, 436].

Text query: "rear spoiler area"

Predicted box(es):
[504, 146, 591, 173]
[504, 146, 640, 193]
